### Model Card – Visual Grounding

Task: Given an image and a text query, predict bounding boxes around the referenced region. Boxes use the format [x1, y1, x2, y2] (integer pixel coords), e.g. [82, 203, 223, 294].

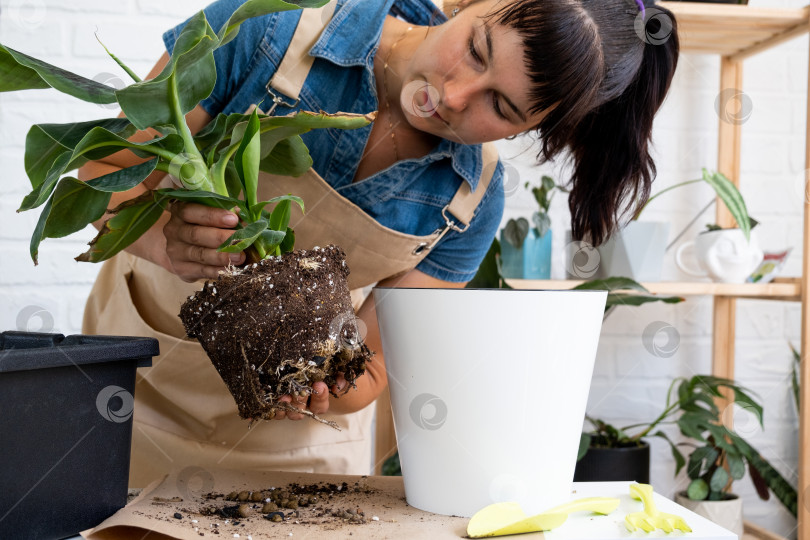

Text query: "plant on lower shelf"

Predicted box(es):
[0, 0, 376, 426]
[581, 375, 797, 516]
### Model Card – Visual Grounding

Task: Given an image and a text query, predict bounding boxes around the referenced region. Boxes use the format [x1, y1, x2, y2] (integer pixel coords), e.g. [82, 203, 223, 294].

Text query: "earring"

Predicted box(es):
[451, 7, 459, 16]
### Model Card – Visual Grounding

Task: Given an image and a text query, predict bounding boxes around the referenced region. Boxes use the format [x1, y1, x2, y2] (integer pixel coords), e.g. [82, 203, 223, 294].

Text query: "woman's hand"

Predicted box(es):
[163, 201, 246, 282]
[271, 376, 348, 421]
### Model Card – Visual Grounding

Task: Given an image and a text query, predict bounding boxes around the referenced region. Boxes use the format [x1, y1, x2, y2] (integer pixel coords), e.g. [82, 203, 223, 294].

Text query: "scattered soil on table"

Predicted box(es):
[179, 245, 373, 426]
[149, 478, 380, 536]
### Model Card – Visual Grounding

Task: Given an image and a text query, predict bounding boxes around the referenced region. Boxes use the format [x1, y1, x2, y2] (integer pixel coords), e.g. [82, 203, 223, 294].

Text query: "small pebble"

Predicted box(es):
[238, 504, 250, 518]
[372, 516, 380, 521]
[191, 519, 198, 523]
[173, 513, 183, 519]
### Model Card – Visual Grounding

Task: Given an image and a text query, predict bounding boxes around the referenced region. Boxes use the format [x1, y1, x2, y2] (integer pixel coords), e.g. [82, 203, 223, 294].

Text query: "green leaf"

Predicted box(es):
[234, 109, 261, 213]
[0, 44, 117, 104]
[703, 169, 752, 241]
[278, 227, 295, 254]
[157, 189, 245, 212]
[42, 177, 111, 239]
[730, 386, 764, 427]
[217, 0, 331, 47]
[790, 342, 801, 412]
[25, 118, 133, 190]
[31, 159, 157, 258]
[686, 446, 717, 479]
[532, 212, 551, 238]
[577, 433, 591, 461]
[678, 413, 709, 442]
[503, 218, 528, 248]
[218, 219, 268, 253]
[574, 277, 650, 293]
[709, 467, 729, 494]
[19, 152, 72, 211]
[574, 277, 685, 310]
[467, 238, 512, 289]
[85, 158, 159, 193]
[259, 135, 313, 177]
[268, 199, 291, 232]
[734, 435, 796, 515]
[115, 11, 218, 130]
[727, 452, 746, 480]
[94, 33, 141, 83]
[76, 191, 166, 262]
[687, 478, 709, 501]
[19, 127, 181, 211]
[29, 198, 54, 265]
[255, 194, 305, 217]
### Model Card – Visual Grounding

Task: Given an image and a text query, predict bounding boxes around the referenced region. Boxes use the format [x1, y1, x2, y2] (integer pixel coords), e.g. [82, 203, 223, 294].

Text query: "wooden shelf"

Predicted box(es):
[505, 277, 802, 301]
[659, 2, 810, 60]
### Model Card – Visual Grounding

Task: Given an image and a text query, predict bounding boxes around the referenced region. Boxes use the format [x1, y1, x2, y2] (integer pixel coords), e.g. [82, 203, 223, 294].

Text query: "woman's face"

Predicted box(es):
[400, 0, 547, 145]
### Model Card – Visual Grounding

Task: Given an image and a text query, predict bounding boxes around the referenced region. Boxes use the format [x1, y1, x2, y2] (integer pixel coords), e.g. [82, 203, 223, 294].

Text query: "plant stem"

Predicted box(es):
[633, 178, 702, 220]
[167, 71, 213, 191]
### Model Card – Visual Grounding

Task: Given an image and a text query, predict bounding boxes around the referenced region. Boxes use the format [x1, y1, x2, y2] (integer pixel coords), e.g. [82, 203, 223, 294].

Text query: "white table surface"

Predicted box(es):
[62, 481, 737, 540]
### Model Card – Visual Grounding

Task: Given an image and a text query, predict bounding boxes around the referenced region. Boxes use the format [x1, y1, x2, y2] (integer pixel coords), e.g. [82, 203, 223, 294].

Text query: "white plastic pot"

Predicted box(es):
[373, 288, 607, 517]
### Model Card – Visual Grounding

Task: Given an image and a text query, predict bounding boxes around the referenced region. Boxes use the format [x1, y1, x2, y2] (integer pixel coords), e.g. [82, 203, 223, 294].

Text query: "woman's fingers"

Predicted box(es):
[280, 394, 306, 421]
[273, 384, 330, 421]
[308, 382, 330, 414]
[163, 202, 245, 281]
[173, 201, 239, 228]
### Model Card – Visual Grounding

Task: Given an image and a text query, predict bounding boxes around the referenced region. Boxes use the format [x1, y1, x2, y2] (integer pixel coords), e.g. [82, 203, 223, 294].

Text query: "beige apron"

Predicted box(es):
[83, 2, 499, 488]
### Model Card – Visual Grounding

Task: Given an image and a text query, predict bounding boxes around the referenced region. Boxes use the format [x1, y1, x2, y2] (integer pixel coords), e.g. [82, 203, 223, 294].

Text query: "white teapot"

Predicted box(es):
[676, 228, 763, 283]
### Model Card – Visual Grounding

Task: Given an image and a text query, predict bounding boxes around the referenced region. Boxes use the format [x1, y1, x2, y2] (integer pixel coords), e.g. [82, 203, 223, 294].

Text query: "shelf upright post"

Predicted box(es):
[713, 57, 743, 398]
[798, 24, 810, 540]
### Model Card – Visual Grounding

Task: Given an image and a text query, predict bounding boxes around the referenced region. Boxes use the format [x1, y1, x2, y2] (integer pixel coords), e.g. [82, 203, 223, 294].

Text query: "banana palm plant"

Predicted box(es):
[0, 0, 372, 264]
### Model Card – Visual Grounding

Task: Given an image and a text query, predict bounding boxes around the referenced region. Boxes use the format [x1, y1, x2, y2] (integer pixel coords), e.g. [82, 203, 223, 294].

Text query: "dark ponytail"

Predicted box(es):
[567, 3, 680, 245]
[487, 0, 680, 246]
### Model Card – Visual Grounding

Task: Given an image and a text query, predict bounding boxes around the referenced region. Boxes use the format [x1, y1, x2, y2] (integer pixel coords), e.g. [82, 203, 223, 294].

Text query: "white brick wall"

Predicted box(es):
[0, 0, 805, 537]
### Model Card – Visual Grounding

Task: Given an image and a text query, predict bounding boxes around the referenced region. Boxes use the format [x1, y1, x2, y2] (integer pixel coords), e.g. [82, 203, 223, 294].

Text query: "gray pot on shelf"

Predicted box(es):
[594, 220, 670, 282]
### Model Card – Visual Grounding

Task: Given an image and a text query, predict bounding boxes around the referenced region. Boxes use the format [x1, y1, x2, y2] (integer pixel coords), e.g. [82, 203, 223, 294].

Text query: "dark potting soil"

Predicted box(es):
[179, 245, 372, 425]
[146, 479, 380, 536]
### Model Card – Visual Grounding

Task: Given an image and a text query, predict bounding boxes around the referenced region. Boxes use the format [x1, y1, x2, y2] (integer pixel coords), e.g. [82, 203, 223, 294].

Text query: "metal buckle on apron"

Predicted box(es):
[265, 82, 300, 115]
[412, 205, 471, 255]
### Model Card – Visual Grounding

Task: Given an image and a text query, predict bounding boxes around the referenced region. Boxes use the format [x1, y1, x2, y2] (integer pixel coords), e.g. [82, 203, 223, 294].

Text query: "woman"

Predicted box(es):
[79, 0, 679, 487]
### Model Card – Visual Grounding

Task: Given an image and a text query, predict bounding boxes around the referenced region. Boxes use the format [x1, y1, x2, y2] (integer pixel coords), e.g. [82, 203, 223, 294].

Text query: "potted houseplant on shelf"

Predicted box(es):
[0, 0, 375, 426]
[500, 175, 567, 279]
[593, 168, 753, 282]
[577, 375, 797, 537]
[668, 376, 797, 536]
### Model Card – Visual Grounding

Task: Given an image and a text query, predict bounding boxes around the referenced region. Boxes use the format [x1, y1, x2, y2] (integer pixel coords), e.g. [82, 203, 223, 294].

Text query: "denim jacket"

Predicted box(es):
[164, 0, 505, 282]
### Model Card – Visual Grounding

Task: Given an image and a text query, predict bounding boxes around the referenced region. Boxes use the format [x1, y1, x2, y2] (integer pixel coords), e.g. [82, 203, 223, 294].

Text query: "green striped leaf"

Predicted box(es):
[703, 169, 751, 240]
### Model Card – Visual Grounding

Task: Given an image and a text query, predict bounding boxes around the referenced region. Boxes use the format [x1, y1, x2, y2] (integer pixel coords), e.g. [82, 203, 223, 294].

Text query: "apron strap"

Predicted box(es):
[265, 0, 338, 114]
[412, 141, 499, 255]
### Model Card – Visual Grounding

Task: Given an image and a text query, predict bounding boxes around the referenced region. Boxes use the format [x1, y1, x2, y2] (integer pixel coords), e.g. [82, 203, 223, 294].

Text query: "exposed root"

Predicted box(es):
[276, 403, 341, 431]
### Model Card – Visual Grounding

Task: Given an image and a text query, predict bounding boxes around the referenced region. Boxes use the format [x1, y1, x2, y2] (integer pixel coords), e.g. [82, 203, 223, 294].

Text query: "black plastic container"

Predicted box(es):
[573, 441, 650, 483]
[0, 331, 158, 540]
